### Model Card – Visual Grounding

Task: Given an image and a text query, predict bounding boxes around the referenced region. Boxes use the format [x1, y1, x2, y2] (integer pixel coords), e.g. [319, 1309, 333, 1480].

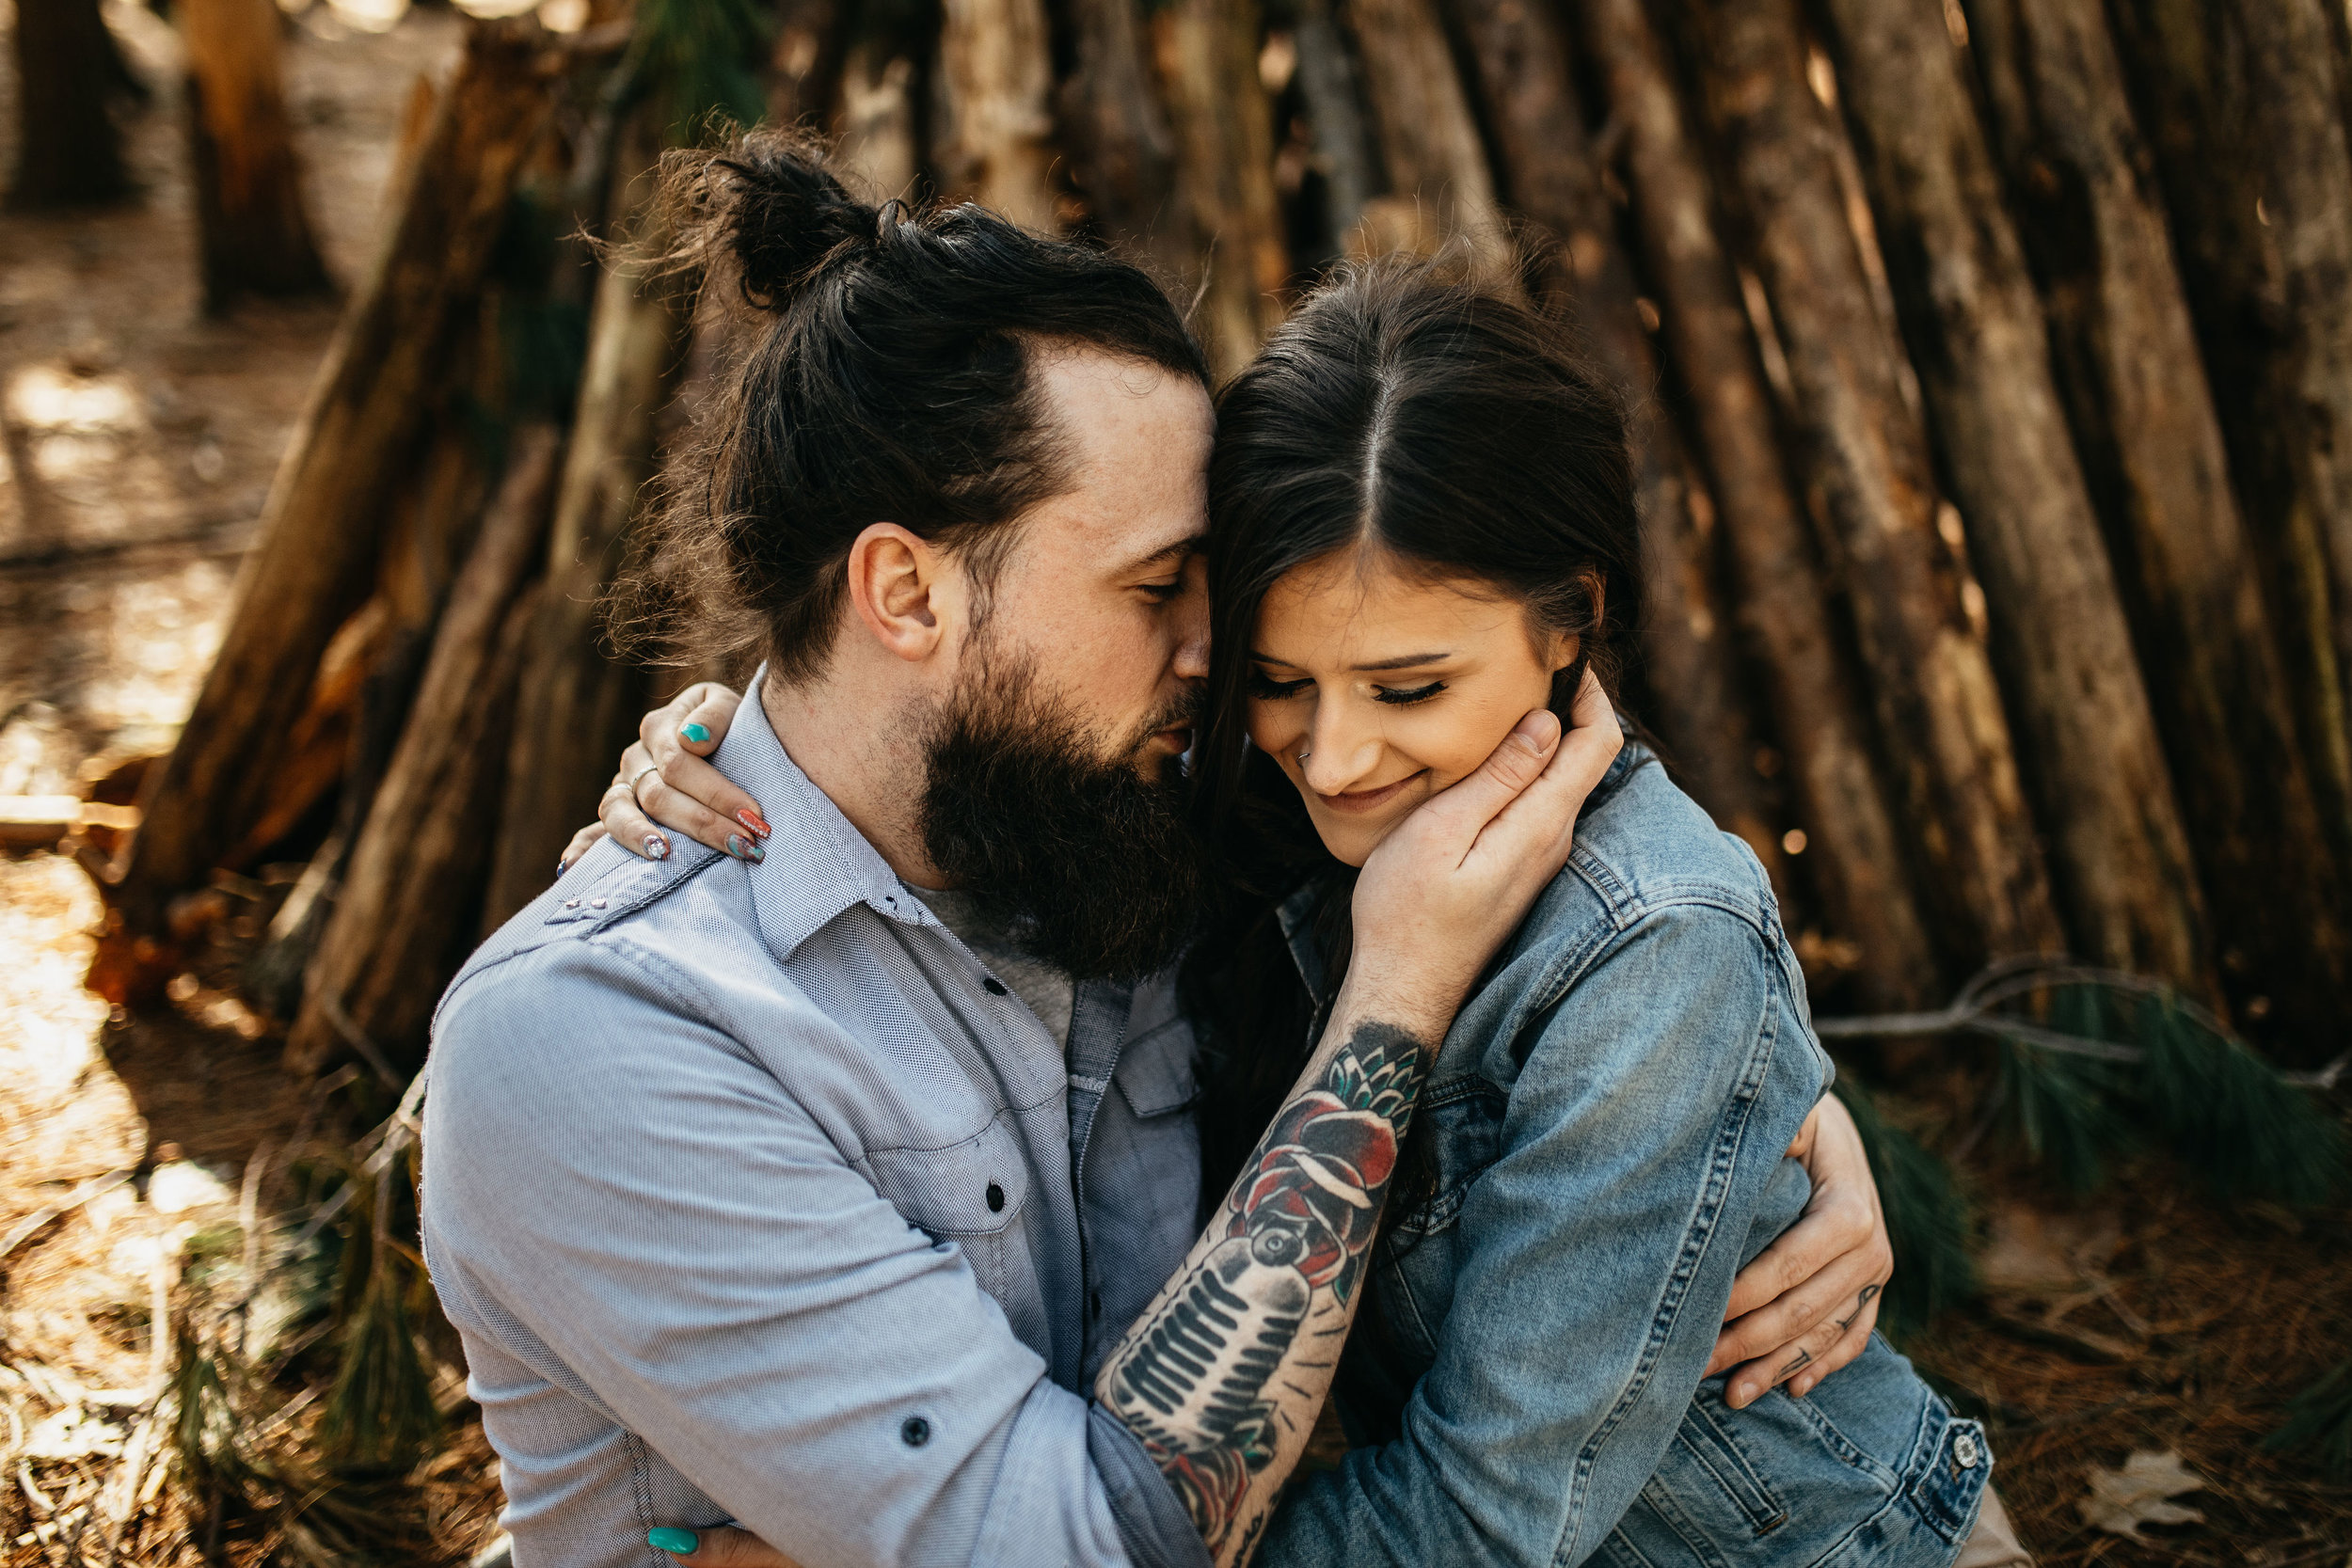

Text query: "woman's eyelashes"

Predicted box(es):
[1245, 670, 1450, 705]
[1247, 670, 1312, 700]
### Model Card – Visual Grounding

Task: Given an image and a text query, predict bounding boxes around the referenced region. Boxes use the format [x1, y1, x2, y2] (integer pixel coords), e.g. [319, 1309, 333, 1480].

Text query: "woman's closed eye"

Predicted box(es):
[1248, 670, 1312, 700]
[1374, 680, 1447, 706]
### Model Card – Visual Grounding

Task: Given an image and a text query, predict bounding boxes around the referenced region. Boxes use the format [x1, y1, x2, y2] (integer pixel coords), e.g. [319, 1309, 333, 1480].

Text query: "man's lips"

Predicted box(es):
[1148, 724, 1194, 754]
[1312, 770, 1427, 816]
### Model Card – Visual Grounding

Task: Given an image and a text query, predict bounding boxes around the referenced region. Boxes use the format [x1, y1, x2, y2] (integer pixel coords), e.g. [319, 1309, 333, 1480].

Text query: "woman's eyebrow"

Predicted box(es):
[1350, 651, 1452, 672]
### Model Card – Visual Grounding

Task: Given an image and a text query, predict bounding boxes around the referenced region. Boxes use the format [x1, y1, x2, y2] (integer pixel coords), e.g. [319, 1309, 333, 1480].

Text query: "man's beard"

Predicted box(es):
[917, 645, 1206, 980]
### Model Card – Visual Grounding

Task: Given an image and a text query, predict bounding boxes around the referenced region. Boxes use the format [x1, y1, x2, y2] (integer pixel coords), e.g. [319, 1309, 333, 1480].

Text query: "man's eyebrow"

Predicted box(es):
[1119, 534, 1206, 574]
[1248, 650, 1454, 672]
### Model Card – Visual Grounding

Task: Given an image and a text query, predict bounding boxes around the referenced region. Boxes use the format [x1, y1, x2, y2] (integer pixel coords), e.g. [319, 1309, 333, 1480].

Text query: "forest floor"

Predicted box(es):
[1, 3, 2347, 1565]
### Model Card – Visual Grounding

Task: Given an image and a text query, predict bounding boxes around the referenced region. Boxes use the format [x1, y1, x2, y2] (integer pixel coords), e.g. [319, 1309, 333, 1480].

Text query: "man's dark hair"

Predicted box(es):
[618, 130, 1210, 681]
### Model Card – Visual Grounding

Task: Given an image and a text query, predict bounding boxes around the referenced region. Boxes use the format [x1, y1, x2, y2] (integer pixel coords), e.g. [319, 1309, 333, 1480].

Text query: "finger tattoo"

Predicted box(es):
[1776, 1348, 1813, 1379]
[1835, 1282, 1883, 1333]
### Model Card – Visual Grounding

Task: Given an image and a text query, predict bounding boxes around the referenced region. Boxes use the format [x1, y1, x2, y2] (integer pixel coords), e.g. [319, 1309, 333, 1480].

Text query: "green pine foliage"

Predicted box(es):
[628, 0, 774, 148]
[1832, 1079, 1976, 1339]
[2134, 993, 2349, 1205]
[2264, 1358, 2352, 1480]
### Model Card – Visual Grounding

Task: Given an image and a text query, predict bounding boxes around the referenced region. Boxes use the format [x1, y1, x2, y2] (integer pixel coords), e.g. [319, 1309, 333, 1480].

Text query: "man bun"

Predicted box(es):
[660, 129, 877, 310]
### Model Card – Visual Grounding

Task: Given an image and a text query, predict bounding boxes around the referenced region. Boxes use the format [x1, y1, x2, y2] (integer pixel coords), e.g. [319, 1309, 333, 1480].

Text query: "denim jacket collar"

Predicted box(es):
[711, 664, 946, 961]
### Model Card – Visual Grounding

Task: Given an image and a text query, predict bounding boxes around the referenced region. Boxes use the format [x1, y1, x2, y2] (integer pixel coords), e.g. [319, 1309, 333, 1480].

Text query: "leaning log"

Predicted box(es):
[2106, 0, 2352, 874]
[1810, 0, 2209, 991]
[7, 0, 132, 209]
[112, 22, 552, 934]
[285, 427, 564, 1077]
[1676, 0, 2064, 972]
[1151, 0, 1291, 378]
[1449, 0, 1787, 898]
[480, 144, 689, 931]
[1340, 0, 1509, 274]
[1576, 0, 1940, 1008]
[182, 0, 332, 309]
[1963, 0, 2348, 1038]
[935, 0, 1063, 231]
[1060, 0, 1196, 291]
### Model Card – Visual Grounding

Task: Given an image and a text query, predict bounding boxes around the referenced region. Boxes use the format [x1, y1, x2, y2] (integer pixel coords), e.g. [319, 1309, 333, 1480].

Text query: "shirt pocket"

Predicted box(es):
[862, 1115, 1031, 1298]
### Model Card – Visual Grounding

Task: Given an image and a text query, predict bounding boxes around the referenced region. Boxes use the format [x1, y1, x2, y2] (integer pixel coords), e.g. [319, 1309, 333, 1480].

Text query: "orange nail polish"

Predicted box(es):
[736, 808, 771, 839]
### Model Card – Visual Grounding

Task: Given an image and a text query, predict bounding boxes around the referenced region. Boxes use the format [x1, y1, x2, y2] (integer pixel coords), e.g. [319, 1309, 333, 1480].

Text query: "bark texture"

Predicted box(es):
[1060, 0, 1195, 290]
[935, 0, 1062, 231]
[1580, 0, 1938, 1007]
[1963, 0, 2349, 1035]
[1152, 0, 1290, 378]
[2106, 0, 2352, 874]
[1811, 0, 2209, 989]
[115, 23, 551, 931]
[1677, 0, 2064, 971]
[1450, 0, 1786, 890]
[285, 427, 562, 1076]
[183, 0, 332, 309]
[1341, 0, 1509, 272]
[8, 0, 133, 209]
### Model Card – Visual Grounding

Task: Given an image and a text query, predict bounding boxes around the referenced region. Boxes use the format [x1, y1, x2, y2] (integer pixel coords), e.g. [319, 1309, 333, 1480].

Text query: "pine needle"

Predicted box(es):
[1834, 1079, 1976, 1339]
[2264, 1358, 2352, 1480]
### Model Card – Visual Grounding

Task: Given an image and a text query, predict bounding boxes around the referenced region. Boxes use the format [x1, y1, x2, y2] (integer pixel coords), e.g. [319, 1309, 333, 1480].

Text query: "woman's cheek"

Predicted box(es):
[1246, 697, 1294, 754]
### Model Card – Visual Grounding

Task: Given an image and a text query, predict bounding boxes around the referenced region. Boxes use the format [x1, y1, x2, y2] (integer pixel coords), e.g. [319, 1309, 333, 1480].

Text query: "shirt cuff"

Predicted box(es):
[1088, 1403, 1215, 1568]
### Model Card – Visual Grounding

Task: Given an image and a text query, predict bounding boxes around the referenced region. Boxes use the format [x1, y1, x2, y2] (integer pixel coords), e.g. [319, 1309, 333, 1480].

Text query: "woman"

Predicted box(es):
[575, 261, 2009, 1566]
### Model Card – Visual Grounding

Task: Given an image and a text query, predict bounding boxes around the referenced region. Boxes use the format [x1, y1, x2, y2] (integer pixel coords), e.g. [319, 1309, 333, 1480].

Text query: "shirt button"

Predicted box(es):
[982, 977, 1009, 996]
[590, 897, 608, 910]
[901, 1416, 930, 1448]
[1952, 1431, 1981, 1470]
[564, 898, 581, 910]
[986, 1182, 1006, 1212]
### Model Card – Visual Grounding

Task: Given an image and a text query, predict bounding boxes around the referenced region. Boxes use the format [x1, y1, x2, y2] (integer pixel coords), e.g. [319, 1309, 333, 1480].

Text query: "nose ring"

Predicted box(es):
[1296, 746, 1311, 764]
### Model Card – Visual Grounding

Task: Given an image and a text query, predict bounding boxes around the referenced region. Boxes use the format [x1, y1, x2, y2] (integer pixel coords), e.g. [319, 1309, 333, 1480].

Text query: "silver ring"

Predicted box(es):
[627, 762, 660, 799]
[1296, 747, 1311, 764]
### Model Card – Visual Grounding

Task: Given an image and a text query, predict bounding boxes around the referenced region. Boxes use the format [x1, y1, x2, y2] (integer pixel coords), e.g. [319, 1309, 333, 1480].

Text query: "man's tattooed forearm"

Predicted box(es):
[1101, 1022, 1427, 1556]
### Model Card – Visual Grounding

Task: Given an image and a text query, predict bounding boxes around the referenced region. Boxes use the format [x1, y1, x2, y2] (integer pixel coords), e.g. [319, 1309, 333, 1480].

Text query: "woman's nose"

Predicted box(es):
[1297, 705, 1383, 795]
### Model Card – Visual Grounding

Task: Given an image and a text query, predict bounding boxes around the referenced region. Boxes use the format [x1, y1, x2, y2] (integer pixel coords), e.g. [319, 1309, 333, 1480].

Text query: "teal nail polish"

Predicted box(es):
[680, 722, 712, 744]
[647, 1527, 699, 1555]
[727, 833, 765, 864]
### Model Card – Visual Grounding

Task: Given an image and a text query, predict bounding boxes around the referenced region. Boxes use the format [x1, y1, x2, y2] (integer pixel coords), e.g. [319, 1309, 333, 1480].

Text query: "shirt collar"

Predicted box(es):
[713, 666, 939, 960]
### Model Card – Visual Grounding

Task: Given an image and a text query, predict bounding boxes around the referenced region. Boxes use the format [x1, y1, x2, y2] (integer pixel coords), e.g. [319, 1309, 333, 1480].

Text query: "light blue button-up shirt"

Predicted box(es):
[421, 680, 1211, 1568]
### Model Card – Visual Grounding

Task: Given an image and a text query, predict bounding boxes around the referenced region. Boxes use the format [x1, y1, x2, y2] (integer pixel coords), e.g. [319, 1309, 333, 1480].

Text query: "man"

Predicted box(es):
[422, 133, 1892, 1568]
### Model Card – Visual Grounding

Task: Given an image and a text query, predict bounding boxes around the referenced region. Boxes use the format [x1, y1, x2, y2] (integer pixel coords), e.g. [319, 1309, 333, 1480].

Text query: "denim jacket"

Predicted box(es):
[1256, 739, 1991, 1568]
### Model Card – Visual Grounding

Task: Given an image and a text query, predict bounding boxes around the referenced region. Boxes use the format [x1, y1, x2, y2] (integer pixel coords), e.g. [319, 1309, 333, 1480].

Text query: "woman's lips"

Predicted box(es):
[1314, 770, 1427, 816]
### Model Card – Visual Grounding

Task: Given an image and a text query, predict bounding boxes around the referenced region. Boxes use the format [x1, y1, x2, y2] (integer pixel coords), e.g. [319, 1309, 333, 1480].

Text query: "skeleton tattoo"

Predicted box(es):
[1100, 1022, 1426, 1558]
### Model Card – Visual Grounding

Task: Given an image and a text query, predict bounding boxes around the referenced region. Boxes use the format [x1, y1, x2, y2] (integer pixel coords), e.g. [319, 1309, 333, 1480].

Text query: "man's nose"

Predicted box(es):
[1170, 593, 1210, 683]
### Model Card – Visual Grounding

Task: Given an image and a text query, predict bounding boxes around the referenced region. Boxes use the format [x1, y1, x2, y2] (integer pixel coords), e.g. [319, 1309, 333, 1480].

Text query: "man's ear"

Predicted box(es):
[845, 523, 961, 662]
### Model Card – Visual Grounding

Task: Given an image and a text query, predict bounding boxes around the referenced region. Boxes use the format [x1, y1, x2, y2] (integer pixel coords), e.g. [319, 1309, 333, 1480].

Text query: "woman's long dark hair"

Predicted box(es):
[1186, 259, 1646, 1216]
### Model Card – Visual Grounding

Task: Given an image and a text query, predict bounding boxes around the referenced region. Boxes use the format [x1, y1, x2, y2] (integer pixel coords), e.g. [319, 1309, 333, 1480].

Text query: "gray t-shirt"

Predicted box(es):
[916, 885, 1077, 1048]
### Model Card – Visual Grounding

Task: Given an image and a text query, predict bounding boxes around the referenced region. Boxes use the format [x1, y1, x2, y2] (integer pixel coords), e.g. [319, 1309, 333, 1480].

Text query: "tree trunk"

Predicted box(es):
[285, 427, 563, 1077]
[1963, 0, 2348, 1039]
[111, 22, 551, 935]
[1338, 0, 1509, 273]
[836, 44, 919, 204]
[1575, 0, 1940, 1009]
[183, 0, 332, 309]
[1291, 0, 1381, 243]
[934, 0, 1062, 231]
[1448, 0, 1788, 897]
[7, 0, 133, 209]
[480, 146, 688, 933]
[1810, 0, 2210, 991]
[1676, 0, 2065, 972]
[1151, 0, 1290, 379]
[1059, 0, 1196, 291]
[2106, 0, 2352, 876]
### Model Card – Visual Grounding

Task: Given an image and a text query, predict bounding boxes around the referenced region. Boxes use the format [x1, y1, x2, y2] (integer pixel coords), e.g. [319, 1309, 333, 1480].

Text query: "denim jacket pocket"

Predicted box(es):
[1903, 1402, 1991, 1547]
